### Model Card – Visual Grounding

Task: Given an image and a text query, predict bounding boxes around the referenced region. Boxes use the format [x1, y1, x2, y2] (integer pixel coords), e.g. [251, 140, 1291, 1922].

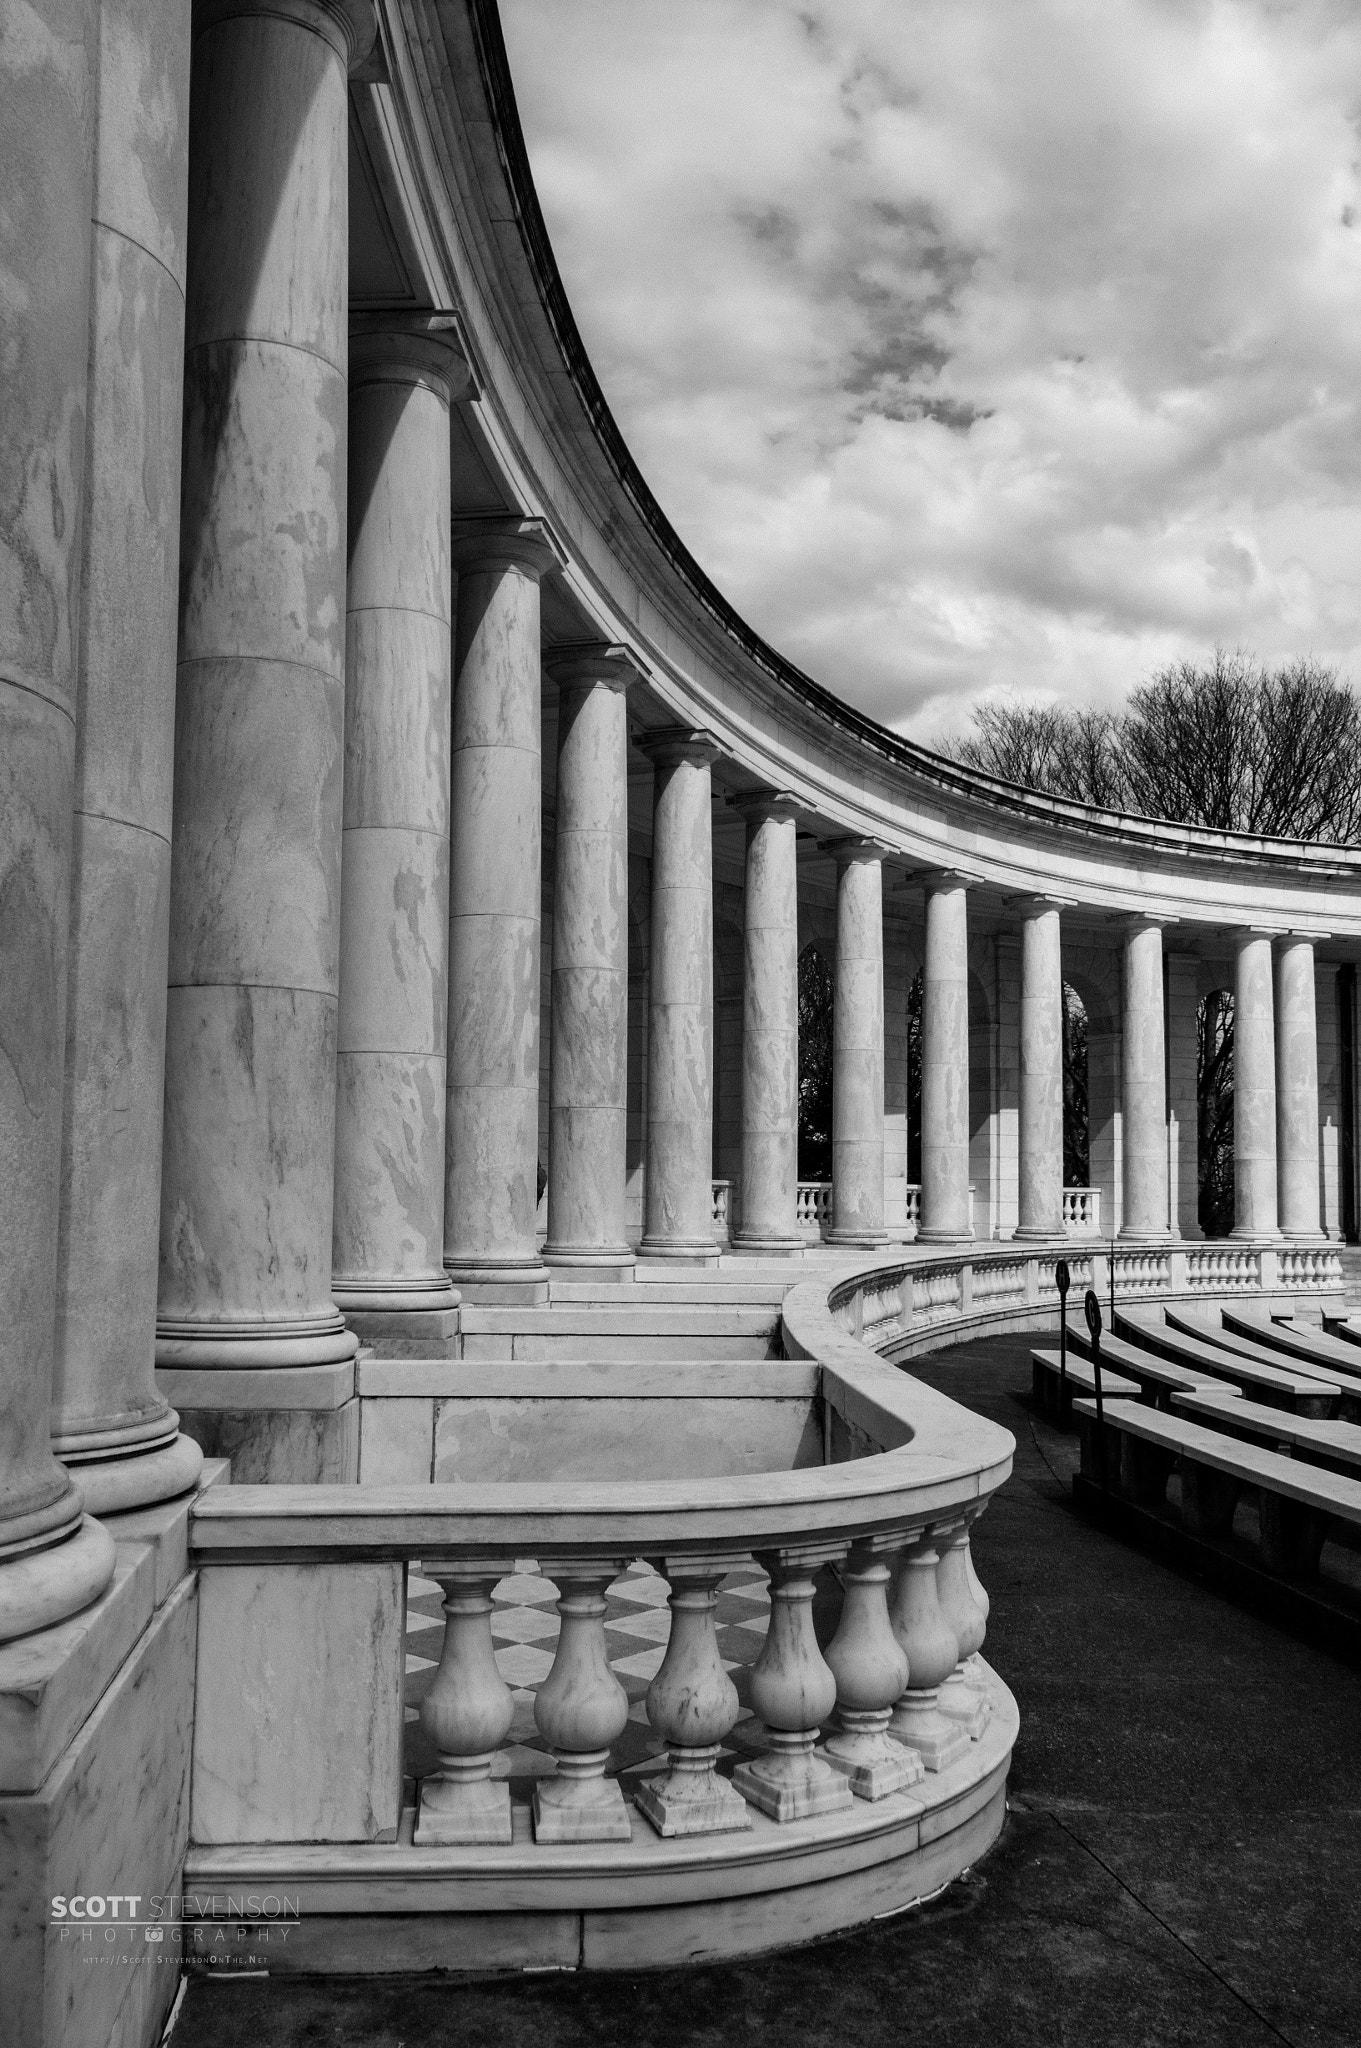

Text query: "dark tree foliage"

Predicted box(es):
[1062, 984, 1089, 1187]
[1198, 990, 1235, 1239]
[947, 651, 1361, 844]
[797, 944, 834, 1179]
[907, 970, 923, 1184]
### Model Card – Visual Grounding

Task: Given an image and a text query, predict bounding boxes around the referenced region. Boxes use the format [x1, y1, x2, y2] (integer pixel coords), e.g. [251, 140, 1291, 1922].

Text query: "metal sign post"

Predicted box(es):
[1084, 1288, 1107, 1491]
[1055, 1258, 1070, 1413]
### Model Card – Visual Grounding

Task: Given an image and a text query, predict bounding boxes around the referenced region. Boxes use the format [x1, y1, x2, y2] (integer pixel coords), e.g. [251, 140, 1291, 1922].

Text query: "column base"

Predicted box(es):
[731, 1729, 854, 1823]
[444, 1258, 550, 1305]
[156, 1313, 360, 1371]
[340, 1306, 460, 1357]
[543, 1243, 637, 1279]
[634, 1745, 753, 1838]
[1116, 1230, 1172, 1245]
[826, 1229, 889, 1249]
[532, 1764, 633, 1843]
[332, 1278, 460, 1315]
[638, 1237, 721, 1267]
[889, 1689, 970, 1771]
[61, 1433, 204, 1517]
[731, 1233, 804, 1256]
[1230, 1228, 1281, 1242]
[415, 1770, 513, 1846]
[1012, 1226, 1064, 1243]
[820, 1710, 925, 1800]
[916, 1228, 974, 1245]
[0, 1516, 117, 1646]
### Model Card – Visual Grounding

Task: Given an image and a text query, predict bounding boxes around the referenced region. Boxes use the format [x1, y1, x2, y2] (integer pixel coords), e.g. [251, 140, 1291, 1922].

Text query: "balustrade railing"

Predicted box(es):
[1277, 1244, 1343, 1291]
[796, 1181, 833, 1233]
[1062, 1186, 1100, 1234]
[1185, 1244, 1258, 1292]
[711, 1180, 731, 1234]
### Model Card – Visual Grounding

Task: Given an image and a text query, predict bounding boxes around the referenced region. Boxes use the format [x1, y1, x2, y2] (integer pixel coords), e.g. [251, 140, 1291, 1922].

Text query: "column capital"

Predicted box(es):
[820, 833, 891, 866]
[1277, 928, 1331, 946]
[544, 641, 646, 696]
[349, 313, 478, 403]
[450, 514, 565, 582]
[1120, 912, 1175, 938]
[194, 0, 377, 72]
[1233, 923, 1287, 946]
[916, 866, 972, 896]
[635, 725, 722, 771]
[729, 786, 802, 825]
[1005, 891, 1076, 916]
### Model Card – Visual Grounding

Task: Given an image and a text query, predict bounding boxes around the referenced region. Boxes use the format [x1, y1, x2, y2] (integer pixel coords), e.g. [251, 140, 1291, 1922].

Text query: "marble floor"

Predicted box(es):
[401, 1562, 773, 1794]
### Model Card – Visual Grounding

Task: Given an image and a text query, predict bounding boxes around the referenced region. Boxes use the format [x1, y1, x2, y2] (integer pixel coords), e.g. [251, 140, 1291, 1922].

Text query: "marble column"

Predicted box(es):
[1166, 950, 1202, 1240]
[159, 0, 374, 1374]
[331, 321, 469, 1350]
[1120, 919, 1170, 1240]
[733, 793, 802, 1252]
[542, 643, 640, 1273]
[443, 516, 561, 1302]
[827, 840, 888, 1247]
[1276, 936, 1323, 1242]
[50, 0, 203, 1511]
[1014, 899, 1065, 1240]
[920, 876, 972, 1242]
[1233, 930, 1280, 1240]
[640, 730, 721, 1261]
[0, 0, 118, 1636]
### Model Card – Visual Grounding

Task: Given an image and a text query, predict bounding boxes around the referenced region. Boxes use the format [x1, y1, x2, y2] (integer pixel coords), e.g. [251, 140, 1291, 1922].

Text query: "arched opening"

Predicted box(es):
[797, 943, 833, 1179]
[907, 968, 923, 1185]
[1063, 983, 1089, 1187]
[1198, 989, 1235, 1237]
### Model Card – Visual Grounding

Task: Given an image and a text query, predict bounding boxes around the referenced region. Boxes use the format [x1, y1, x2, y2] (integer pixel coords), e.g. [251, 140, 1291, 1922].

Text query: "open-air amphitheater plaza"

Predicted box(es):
[5, 0, 1361, 2042]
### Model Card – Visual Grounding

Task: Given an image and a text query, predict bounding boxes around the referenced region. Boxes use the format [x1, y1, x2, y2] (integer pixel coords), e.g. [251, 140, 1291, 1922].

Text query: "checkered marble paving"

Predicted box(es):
[403, 1560, 773, 1799]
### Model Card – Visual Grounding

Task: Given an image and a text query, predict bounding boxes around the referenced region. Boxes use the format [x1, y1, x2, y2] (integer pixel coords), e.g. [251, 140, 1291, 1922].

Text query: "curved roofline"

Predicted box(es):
[463, 0, 1361, 876]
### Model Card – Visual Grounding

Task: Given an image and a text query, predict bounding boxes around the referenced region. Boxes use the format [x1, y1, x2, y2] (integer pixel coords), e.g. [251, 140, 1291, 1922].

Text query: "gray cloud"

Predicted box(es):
[501, 0, 1361, 737]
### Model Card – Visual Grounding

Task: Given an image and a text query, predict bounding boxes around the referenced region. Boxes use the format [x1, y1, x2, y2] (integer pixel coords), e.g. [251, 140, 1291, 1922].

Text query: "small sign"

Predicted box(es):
[1054, 1258, 1070, 1300]
[1084, 1289, 1102, 1343]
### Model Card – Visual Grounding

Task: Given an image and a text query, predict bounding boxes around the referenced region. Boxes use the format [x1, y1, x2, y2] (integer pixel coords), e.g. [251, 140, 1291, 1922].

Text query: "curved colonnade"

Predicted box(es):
[2, 0, 1361, 2018]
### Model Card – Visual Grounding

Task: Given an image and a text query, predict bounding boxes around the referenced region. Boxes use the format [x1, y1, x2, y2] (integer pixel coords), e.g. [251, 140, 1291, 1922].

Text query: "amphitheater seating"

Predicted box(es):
[1071, 1396, 1361, 1578]
[1113, 1304, 1340, 1417]
[1030, 1347, 1140, 1424]
[1171, 1385, 1361, 1479]
[1216, 1310, 1361, 1419]
[1066, 1322, 1228, 1405]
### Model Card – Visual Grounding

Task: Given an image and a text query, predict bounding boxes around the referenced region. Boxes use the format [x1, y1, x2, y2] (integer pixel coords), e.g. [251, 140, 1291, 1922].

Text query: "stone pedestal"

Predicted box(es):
[0, 0, 116, 1639]
[827, 841, 888, 1247]
[159, 0, 374, 1374]
[1233, 929, 1280, 1241]
[1276, 935, 1323, 1241]
[532, 1563, 632, 1842]
[414, 1564, 517, 1845]
[1014, 900, 1065, 1240]
[640, 731, 721, 1262]
[443, 518, 560, 1304]
[543, 645, 640, 1273]
[636, 1564, 751, 1838]
[732, 1551, 854, 1822]
[733, 794, 802, 1252]
[331, 321, 469, 1346]
[1119, 920, 1170, 1241]
[920, 877, 972, 1242]
[51, 0, 202, 1513]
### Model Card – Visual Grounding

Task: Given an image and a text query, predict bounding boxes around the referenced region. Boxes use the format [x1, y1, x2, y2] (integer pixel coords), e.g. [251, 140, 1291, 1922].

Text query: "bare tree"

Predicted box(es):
[946, 651, 1361, 844]
[797, 944, 834, 1180]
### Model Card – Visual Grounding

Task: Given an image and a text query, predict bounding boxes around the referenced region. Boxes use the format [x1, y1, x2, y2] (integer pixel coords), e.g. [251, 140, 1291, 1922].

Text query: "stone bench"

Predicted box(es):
[1219, 1310, 1361, 1421]
[1170, 1386, 1361, 1480]
[1072, 1397, 1361, 1579]
[1115, 1306, 1339, 1418]
[1068, 1324, 1224, 1407]
[1030, 1348, 1139, 1426]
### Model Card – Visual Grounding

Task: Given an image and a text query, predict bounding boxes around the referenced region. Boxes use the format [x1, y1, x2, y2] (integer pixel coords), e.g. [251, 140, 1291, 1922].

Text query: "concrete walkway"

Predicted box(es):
[172, 1333, 1361, 2048]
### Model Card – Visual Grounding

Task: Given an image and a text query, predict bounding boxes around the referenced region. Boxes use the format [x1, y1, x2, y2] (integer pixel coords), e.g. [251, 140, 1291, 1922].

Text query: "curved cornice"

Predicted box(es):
[369, 0, 1361, 933]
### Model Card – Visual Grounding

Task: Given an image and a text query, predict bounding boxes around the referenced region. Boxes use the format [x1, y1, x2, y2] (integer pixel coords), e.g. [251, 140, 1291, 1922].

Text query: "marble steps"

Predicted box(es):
[458, 1304, 782, 1363]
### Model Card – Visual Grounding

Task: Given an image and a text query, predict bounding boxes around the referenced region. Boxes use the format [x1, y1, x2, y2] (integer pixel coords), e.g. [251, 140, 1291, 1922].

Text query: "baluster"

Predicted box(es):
[820, 1539, 922, 1799]
[414, 1561, 518, 1844]
[965, 1540, 990, 1635]
[888, 1529, 969, 1771]
[934, 1518, 992, 1739]
[731, 1546, 854, 1822]
[636, 1559, 751, 1838]
[533, 1557, 633, 1842]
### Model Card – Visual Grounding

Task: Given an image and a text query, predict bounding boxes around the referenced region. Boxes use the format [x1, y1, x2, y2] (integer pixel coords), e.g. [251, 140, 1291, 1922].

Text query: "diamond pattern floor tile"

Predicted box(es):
[491, 1604, 562, 1644]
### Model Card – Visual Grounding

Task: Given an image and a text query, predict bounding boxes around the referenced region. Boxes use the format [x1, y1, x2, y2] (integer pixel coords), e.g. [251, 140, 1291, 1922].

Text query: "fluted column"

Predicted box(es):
[1233, 929, 1280, 1240]
[1276, 935, 1323, 1242]
[49, 0, 202, 1512]
[920, 875, 972, 1242]
[542, 644, 639, 1272]
[443, 517, 561, 1303]
[159, 0, 375, 1373]
[733, 792, 801, 1251]
[1119, 919, 1169, 1241]
[0, 0, 117, 1635]
[640, 730, 720, 1261]
[827, 840, 888, 1247]
[1014, 898, 1065, 1240]
[331, 321, 468, 1347]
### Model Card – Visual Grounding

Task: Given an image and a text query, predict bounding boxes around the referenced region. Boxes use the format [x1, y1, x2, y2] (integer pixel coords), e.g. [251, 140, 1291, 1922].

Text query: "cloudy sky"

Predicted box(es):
[500, 0, 1361, 744]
